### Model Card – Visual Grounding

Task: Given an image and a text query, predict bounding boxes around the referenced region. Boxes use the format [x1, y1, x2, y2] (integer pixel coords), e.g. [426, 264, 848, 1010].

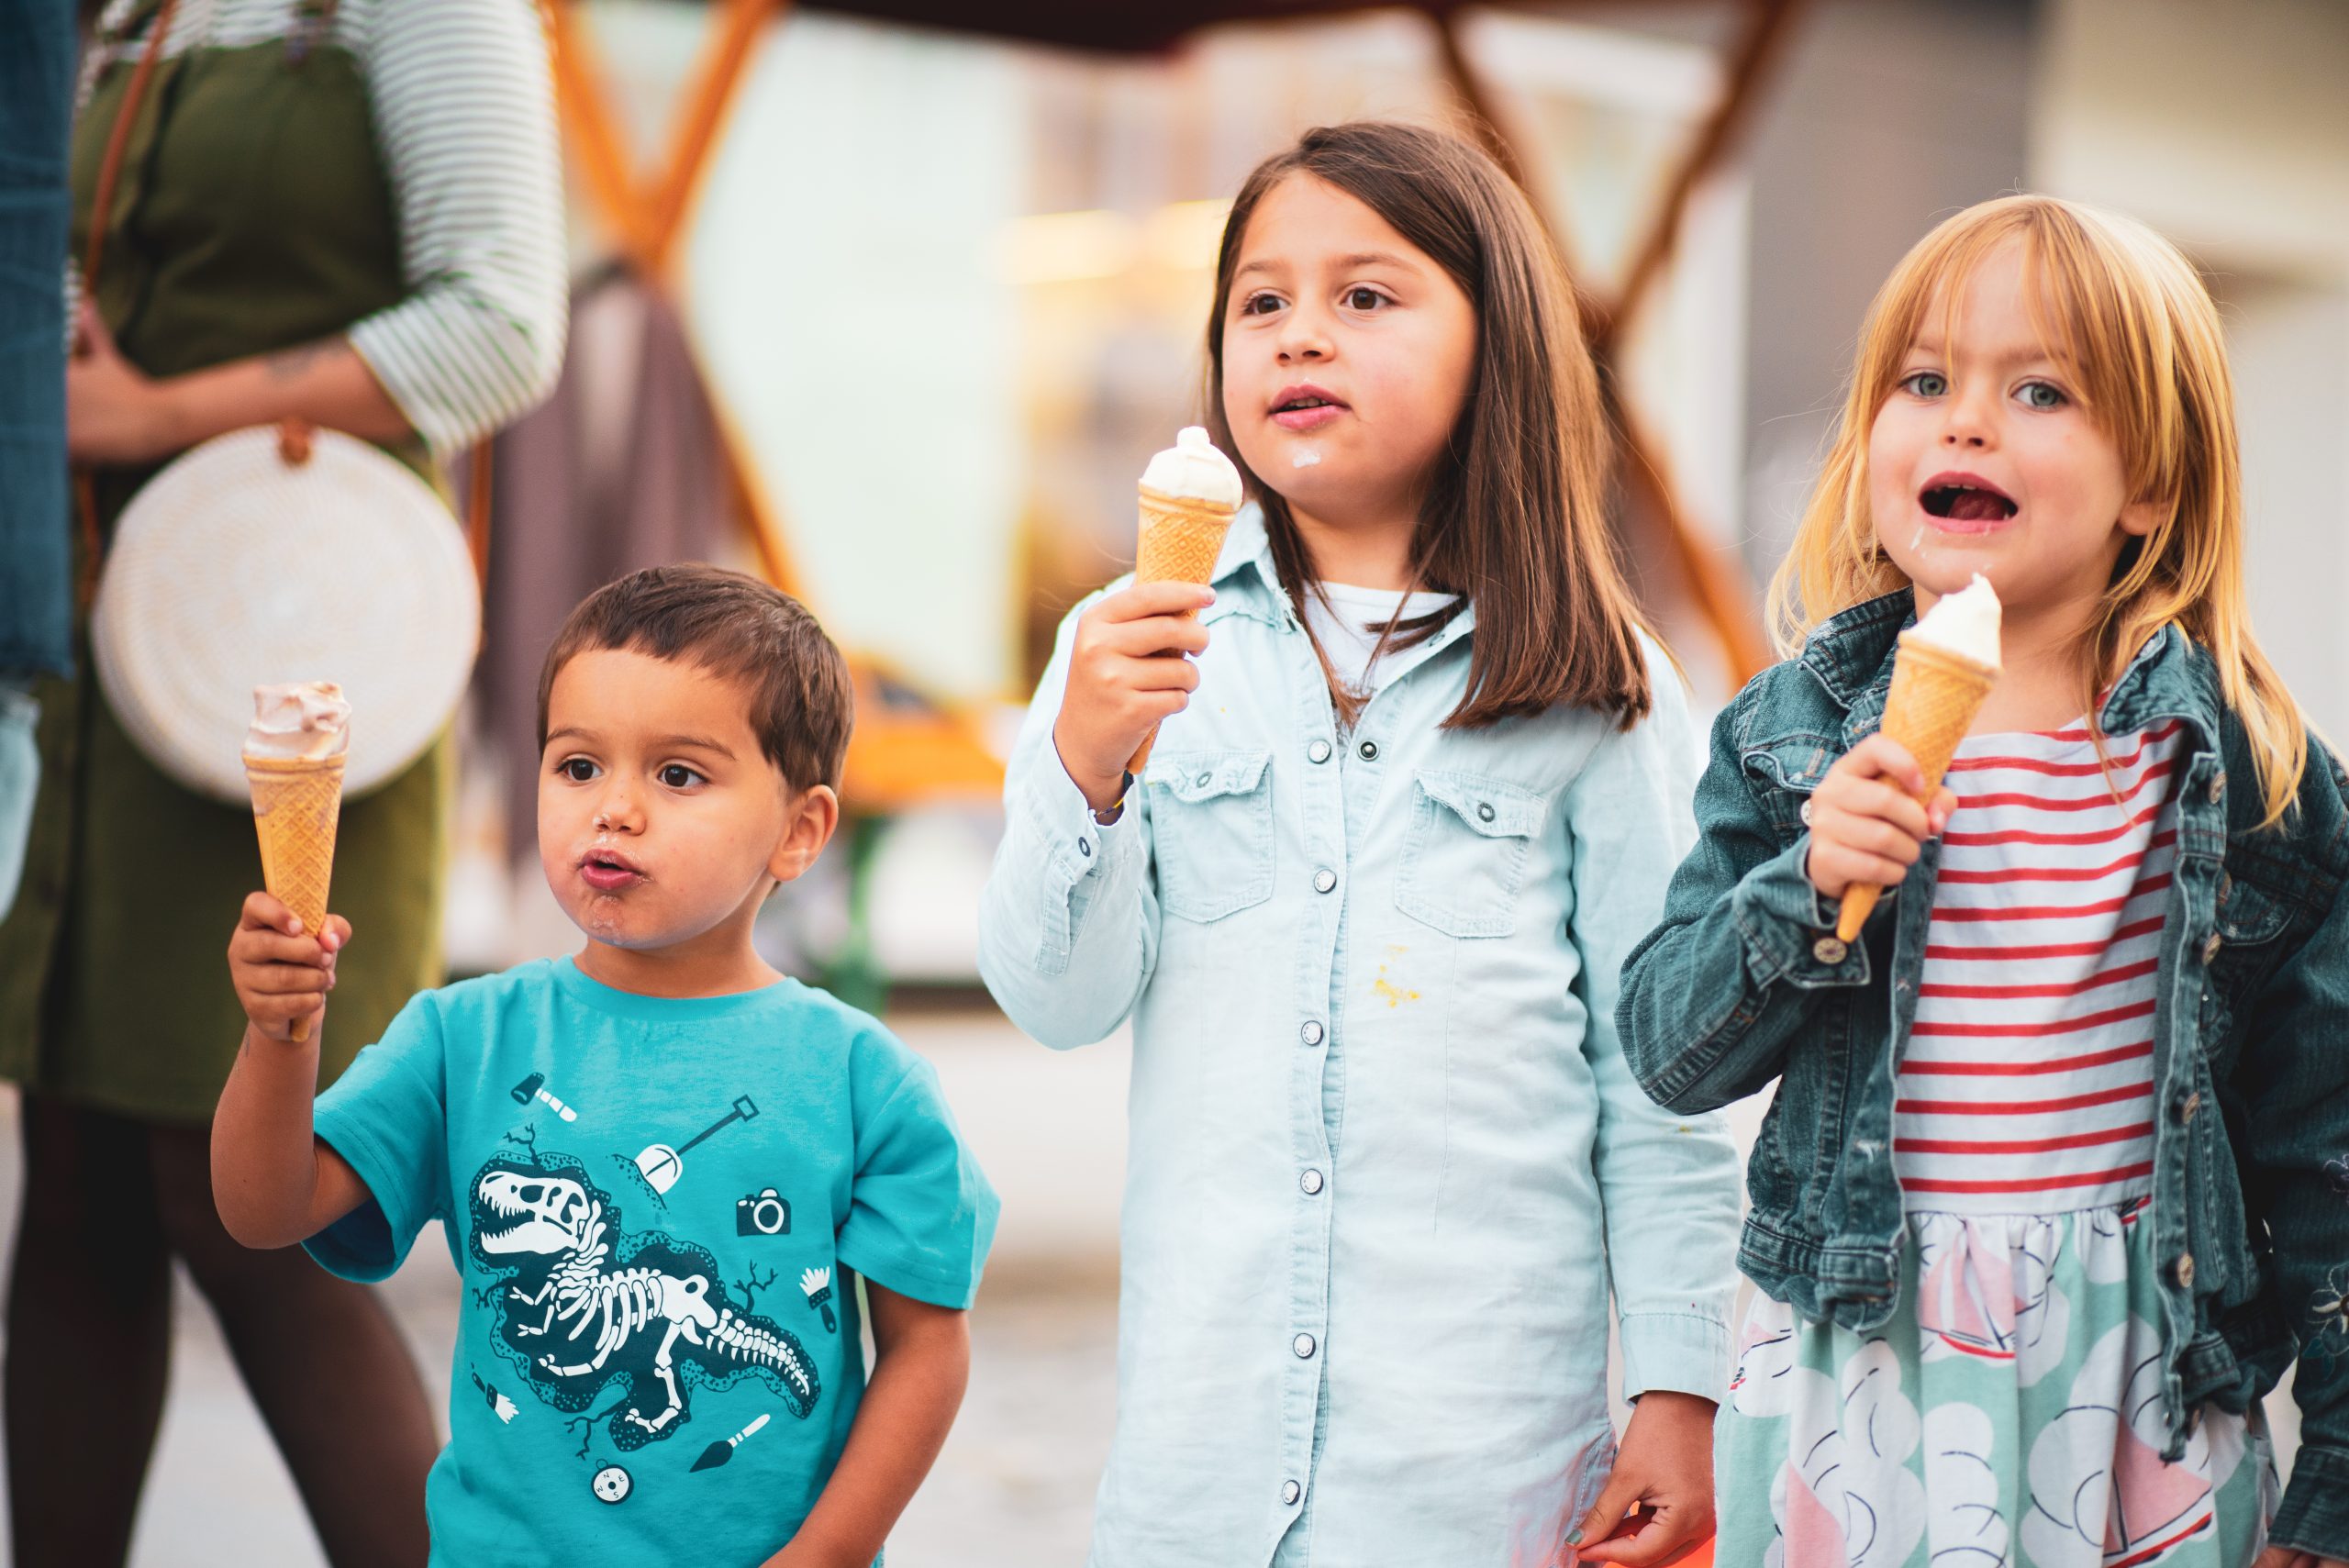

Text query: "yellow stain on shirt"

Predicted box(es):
[1372, 945, 1421, 1007]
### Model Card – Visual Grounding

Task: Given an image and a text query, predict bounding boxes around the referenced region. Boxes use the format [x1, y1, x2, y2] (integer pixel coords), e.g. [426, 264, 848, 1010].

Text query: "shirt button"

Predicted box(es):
[1300, 1169, 1324, 1195]
[2177, 1090, 2202, 1124]
[1313, 867, 1337, 894]
[1293, 1333, 1317, 1359]
[1308, 740, 1332, 764]
[2200, 932, 2222, 965]
[1812, 936, 1849, 965]
[1357, 740, 1379, 761]
[1282, 1480, 1302, 1506]
[1300, 1019, 1325, 1046]
[2208, 771, 2227, 804]
[2173, 1253, 2196, 1289]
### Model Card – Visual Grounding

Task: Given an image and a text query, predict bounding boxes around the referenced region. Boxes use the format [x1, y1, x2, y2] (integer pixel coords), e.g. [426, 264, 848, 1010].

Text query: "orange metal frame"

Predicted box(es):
[1433, 0, 1805, 686]
[545, 0, 1006, 811]
[542, 0, 1807, 808]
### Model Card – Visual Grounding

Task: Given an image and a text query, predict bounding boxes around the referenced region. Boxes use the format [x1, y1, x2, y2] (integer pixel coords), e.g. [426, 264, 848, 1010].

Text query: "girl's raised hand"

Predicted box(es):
[1804, 732, 1957, 902]
[228, 891, 350, 1043]
[1052, 580, 1215, 811]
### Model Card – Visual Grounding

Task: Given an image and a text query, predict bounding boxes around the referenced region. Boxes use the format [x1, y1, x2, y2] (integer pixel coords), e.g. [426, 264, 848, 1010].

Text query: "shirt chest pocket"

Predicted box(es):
[1395, 769, 1546, 938]
[1148, 750, 1275, 923]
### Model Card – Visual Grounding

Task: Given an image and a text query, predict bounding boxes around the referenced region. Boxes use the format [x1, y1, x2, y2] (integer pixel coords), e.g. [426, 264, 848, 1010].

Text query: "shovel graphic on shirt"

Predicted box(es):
[633, 1096, 758, 1195]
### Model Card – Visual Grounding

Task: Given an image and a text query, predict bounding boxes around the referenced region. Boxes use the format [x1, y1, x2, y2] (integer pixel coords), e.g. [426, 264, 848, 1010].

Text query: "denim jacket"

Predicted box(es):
[980, 508, 1742, 1568]
[1618, 587, 2349, 1559]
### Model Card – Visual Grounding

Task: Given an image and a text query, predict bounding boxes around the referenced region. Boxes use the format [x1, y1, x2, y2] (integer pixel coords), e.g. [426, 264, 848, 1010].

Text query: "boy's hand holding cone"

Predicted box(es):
[1807, 576, 2001, 942]
[240, 683, 351, 1042]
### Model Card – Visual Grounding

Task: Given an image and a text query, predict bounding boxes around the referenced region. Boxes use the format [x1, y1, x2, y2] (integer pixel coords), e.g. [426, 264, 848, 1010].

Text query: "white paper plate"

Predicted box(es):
[92, 426, 480, 804]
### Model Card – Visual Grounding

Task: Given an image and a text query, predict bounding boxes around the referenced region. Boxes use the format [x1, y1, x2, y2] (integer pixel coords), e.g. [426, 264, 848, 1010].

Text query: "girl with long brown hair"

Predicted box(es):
[982, 121, 1741, 1566]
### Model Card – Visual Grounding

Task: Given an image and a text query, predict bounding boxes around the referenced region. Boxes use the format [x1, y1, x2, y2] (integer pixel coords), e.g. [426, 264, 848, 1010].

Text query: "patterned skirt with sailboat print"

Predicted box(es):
[1715, 1201, 2278, 1568]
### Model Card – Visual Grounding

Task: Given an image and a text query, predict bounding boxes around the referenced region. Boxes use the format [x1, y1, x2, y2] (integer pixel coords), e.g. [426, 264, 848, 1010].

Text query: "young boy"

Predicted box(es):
[216, 565, 997, 1566]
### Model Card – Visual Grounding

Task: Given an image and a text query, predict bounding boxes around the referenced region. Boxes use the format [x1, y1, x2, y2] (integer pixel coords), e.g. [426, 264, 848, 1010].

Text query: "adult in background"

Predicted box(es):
[0, 2, 567, 1562]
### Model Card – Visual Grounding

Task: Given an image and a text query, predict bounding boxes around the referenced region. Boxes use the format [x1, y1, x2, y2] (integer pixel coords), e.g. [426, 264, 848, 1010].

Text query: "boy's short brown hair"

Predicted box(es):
[536, 565, 854, 791]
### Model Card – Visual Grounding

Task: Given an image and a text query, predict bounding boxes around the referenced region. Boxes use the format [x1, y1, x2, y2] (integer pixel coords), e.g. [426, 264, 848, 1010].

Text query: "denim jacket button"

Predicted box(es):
[1282, 1480, 1302, 1507]
[1799, 798, 1814, 827]
[2200, 932, 2222, 965]
[1313, 867, 1338, 894]
[1294, 1333, 1317, 1359]
[1300, 1020, 1325, 1047]
[1358, 740, 1379, 761]
[1812, 936, 1849, 965]
[1308, 740, 1332, 764]
[1300, 1169, 1324, 1195]
[2208, 770, 2227, 804]
[1077, 837, 1093, 858]
[2173, 1253, 2197, 1289]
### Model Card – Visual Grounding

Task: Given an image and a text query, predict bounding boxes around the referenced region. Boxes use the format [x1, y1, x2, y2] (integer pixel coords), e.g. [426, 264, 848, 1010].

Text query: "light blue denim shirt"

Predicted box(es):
[980, 508, 1742, 1568]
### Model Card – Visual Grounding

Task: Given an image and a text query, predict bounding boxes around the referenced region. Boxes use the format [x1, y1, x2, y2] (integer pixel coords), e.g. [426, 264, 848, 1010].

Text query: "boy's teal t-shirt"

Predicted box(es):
[306, 956, 998, 1567]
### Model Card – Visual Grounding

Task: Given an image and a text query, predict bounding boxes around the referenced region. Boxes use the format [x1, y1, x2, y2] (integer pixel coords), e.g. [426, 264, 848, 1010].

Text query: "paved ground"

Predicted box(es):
[0, 1007, 2302, 1564]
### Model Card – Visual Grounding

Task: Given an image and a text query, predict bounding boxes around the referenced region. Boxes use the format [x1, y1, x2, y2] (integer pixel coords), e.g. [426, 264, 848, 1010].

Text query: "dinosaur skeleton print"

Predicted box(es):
[469, 1151, 820, 1451]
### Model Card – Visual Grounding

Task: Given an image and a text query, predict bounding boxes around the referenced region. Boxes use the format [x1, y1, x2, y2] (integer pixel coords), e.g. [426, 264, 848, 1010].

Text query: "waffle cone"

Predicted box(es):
[246, 752, 346, 1042]
[1836, 635, 1998, 941]
[1127, 484, 1238, 773]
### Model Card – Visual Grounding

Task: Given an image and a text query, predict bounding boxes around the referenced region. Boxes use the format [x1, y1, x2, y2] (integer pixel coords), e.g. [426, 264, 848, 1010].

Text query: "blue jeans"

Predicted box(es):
[0, 0, 75, 682]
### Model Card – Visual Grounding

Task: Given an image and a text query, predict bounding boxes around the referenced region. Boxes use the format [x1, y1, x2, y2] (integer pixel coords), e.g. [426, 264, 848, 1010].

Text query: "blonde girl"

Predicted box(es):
[1620, 194, 2349, 1568]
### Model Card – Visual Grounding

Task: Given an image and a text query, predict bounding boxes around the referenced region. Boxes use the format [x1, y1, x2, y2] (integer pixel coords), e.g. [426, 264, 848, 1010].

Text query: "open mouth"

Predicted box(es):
[579, 850, 644, 891]
[1271, 384, 1348, 431]
[1920, 473, 2018, 524]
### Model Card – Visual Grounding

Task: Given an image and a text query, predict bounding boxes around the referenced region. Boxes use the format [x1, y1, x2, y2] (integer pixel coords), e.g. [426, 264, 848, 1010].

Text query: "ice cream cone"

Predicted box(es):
[246, 752, 346, 1041]
[1126, 482, 1237, 773]
[1835, 636, 1998, 942]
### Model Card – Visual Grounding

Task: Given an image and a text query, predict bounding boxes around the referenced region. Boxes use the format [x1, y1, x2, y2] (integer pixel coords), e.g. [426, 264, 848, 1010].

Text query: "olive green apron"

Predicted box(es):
[0, 6, 451, 1123]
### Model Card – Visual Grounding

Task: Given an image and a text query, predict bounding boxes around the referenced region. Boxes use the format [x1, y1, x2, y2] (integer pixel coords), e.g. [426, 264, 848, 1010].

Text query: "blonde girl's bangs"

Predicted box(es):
[1767, 194, 2309, 825]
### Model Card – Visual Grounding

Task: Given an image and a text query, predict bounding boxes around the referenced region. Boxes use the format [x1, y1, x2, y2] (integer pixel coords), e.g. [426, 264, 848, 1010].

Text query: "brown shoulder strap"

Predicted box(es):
[81, 0, 182, 305]
[76, 0, 183, 604]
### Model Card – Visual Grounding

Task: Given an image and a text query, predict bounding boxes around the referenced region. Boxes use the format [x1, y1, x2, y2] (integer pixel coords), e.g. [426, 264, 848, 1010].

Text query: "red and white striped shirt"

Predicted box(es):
[1893, 719, 2184, 1213]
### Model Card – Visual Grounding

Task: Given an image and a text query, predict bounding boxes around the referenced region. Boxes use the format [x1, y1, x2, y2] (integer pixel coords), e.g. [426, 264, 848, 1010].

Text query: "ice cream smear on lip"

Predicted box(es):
[1141, 426, 1241, 508]
[246, 682, 351, 761]
[1905, 573, 2002, 671]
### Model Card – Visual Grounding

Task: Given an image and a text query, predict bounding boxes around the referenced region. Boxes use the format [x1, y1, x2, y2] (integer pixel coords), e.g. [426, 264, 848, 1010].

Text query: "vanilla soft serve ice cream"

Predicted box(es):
[1141, 427, 1242, 508]
[1903, 573, 2002, 671]
[246, 682, 351, 762]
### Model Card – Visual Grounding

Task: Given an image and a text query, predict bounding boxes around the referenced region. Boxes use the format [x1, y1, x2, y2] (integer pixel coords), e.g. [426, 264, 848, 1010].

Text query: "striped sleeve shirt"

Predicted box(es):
[1892, 718, 2184, 1214]
[85, 0, 567, 456]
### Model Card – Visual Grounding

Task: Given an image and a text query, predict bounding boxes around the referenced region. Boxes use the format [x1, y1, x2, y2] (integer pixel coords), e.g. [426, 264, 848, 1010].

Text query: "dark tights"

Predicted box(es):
[6, 1094, 436, 1567]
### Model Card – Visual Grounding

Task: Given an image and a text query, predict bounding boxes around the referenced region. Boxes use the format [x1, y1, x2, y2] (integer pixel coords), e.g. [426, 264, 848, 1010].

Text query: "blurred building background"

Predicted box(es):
[6, 0, 2342, 1560]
